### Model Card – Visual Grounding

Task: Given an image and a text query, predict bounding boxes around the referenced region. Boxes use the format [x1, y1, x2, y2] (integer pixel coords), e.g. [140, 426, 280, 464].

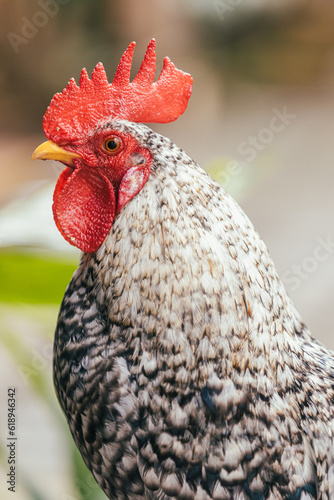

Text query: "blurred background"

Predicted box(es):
[1, 0, 334, 498]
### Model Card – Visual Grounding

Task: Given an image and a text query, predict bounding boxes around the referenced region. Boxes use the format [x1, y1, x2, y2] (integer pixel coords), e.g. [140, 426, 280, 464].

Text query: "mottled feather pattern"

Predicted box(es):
[54, 121, 334, 499]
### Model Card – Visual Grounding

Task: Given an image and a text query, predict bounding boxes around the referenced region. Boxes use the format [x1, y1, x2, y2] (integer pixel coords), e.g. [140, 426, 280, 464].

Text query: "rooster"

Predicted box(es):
[32, 39, 334, 500]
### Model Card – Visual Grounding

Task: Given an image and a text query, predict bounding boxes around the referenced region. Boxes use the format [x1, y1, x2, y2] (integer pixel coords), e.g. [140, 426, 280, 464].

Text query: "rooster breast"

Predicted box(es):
[53, 121, 334, 499]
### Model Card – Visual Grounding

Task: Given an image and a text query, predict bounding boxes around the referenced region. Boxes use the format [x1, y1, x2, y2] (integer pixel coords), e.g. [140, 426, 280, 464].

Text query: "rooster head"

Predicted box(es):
[32, 39, 193, 253]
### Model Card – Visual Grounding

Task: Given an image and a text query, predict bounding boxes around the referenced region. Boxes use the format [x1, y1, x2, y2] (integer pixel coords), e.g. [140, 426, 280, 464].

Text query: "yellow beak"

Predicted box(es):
[31, 140, 81, 166]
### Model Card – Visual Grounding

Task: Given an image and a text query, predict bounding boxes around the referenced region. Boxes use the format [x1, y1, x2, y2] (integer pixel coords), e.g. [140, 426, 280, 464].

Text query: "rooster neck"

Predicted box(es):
[74, 122, 306, 388]
[51, 124, 334, 500]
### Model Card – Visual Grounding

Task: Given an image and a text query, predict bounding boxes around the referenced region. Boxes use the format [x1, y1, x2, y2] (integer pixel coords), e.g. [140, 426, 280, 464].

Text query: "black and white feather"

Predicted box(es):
[54, 121, 334, 499]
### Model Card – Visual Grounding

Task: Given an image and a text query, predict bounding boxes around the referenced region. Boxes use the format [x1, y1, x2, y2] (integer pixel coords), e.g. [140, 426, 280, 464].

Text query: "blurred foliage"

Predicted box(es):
[72, 445, 107, 500]
[201, 2, 334, 85]
[1, 312, 53, 402]
[2, 0, 334, 134]
[0, 251, 76, 304]
[0, 250, 107, 499]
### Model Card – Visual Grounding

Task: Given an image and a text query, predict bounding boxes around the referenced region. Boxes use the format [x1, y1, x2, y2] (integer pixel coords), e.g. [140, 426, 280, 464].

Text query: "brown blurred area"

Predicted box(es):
[2, 0, 334, 336]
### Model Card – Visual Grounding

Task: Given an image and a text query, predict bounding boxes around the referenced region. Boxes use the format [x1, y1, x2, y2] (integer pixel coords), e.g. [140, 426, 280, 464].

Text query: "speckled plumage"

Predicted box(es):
[54, 120, 334, 499]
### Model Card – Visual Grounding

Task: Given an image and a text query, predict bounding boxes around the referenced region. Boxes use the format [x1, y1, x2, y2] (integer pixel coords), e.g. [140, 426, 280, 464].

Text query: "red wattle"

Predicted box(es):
[52, 167, 116, 253]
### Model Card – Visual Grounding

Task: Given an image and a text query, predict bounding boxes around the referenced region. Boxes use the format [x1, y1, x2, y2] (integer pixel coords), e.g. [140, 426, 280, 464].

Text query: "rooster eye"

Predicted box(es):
[103, 137, 122, 154]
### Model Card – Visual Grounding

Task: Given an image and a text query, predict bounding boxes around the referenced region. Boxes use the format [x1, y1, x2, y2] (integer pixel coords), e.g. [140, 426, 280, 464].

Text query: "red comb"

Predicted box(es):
[43, 39, 193, 143]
